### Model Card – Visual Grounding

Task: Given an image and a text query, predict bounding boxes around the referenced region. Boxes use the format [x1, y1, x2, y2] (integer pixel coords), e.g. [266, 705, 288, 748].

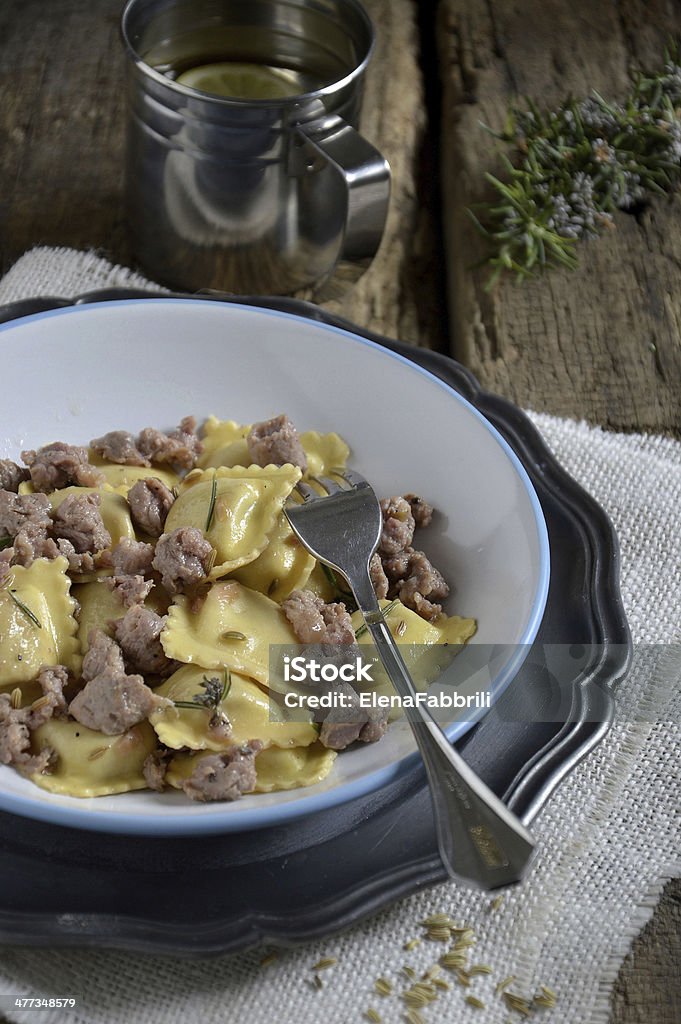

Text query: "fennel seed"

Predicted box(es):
[533, 984, 557, 1009]
[312, 957, 337, 971]
[502, 990, 533, 1016]
[495, 975, 517, 994]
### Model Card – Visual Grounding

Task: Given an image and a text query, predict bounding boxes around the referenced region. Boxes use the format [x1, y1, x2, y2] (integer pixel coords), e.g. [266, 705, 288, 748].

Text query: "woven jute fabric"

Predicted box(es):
[0, 248, 678, 1024]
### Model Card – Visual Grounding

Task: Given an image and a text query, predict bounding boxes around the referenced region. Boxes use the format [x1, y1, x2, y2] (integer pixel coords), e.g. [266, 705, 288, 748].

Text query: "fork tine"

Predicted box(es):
[334, 467, 369, 489]
[294, 481, 319, 502]
[311, 475, 345, 495]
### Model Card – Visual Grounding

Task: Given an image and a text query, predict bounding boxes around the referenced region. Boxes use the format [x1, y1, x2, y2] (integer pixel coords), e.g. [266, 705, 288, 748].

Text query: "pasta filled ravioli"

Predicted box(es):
[0, 412, 475, 805]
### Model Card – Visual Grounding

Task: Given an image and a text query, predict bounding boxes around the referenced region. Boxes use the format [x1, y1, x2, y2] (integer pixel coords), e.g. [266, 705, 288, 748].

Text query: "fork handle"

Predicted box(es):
[353, 586, 535, 889]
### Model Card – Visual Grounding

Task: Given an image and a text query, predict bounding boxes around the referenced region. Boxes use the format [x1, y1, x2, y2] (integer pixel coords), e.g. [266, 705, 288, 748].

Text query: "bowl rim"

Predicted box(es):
[0, 299, 551, 834]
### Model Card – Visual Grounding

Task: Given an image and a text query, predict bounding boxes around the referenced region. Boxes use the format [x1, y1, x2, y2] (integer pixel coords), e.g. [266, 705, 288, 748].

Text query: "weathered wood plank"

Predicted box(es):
[611, 879, 681, 1024]
[313, 0, 445, 347]
[439, 0, 681, 433]
[0, 0, 442, 346]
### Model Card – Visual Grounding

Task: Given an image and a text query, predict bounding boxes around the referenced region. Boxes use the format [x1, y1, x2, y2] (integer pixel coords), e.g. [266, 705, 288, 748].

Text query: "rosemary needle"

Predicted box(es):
[7, 589, 42, 628]
[205, 473, 218, 531]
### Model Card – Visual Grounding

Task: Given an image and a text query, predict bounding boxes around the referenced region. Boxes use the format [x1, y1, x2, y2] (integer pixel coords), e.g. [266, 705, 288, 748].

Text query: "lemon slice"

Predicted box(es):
[176, 61, 299, 100]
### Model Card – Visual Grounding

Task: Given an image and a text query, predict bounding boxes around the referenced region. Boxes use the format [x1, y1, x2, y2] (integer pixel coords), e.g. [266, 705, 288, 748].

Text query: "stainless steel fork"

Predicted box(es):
[285, 469, 535, 889]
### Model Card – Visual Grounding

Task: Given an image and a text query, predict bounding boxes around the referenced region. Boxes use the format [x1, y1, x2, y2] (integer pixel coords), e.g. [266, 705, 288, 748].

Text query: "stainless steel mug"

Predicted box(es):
[120, 0, 391, 295]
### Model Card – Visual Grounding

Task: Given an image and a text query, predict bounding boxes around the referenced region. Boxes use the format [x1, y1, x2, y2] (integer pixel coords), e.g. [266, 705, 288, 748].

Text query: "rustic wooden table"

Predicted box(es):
[0, 1, 678, 1021]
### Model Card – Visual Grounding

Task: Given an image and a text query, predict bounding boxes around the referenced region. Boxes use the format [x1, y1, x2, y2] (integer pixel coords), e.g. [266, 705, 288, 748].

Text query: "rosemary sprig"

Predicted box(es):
[205, 473, 218, 531]
[173, 669, 231, 727]
[7, 589, 42, 629]
[473, 44, 681, 281]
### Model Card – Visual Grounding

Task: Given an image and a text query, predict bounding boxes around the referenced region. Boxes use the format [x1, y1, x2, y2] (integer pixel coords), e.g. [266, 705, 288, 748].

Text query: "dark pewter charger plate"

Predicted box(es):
[0, 291, 631, 956]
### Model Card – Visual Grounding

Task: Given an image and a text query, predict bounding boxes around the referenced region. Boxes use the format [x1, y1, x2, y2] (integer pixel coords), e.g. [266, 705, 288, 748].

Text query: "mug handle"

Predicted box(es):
[294, 121, 391, 262]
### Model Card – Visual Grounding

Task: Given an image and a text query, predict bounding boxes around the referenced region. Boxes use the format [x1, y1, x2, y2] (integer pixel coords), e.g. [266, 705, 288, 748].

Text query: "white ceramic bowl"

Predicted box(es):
[0, 300, 549, 833]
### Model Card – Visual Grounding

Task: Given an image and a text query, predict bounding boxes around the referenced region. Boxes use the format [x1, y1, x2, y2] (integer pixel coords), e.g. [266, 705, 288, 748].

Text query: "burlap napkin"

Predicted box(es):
[0, 248, 678, 1024]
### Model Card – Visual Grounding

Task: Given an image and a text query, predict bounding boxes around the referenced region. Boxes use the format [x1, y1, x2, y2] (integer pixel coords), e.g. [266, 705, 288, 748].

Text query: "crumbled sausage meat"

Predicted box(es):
[247, 414, 307, 472]
[90, 430, 149, 466]
[378, 496, 415, 555]
[111, 538, 155, 578]
[0, 489, 57, 567]
[136, 416, 202, 470]
[54, 538, 97, 574]
[282, 589, 355, 644]
[0, 490, 51, 538]
[152, 527, 213, 595]
[142, 749, 172, 792]
[28, 665, 70, 726]
[403, 493, 434, 528]
[369, 552, 389, 599]
[113, 605, 173, 676]
[396, 550, 450, 622]
[106, 574, 154, 608]
[21, 442, 104, 492]
[180, 741, 263, 802]
[82, 631, 126, 682]
[0, 460, 29, 493]
[0, 697, 31, 766]
[127, 477, 175, 538]
[50, 492, 111, 555]
[0, 694, 57, 774]
[381, 549, 411, 585]
[317, 682, 388, 751]
[12, 521, 60, 566]
[69, 672, 164, 736]
[0, 665, 69, 772]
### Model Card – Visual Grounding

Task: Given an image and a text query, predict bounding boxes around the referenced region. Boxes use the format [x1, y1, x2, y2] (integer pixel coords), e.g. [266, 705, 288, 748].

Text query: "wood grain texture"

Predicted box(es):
[0, 0, 443, 347]
[308, 0, 446, 347]
[611, 879, 681, 1024]
[438, 0, 681, 433]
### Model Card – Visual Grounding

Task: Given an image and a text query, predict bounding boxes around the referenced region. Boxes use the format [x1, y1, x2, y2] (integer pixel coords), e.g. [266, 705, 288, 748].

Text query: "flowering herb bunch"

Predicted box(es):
[471, 50, 681, 285]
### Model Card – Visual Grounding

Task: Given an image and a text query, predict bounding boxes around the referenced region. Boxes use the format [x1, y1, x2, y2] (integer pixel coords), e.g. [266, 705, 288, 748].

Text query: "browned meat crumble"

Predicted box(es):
[69, 672, 164, 736]
[91, 417, 202, 471]
[127, 477, 175, 538]
[374, 494, 449, 622]
[0, 459, 29, 493]
[282, 589, 355, 645]
[180, 741, 263, 802]
[136, 416, 202, 470]
[113, 605, 174, 677]
[82, 631, 126, 681]
[247, 414, 307, 472]
[21, 442, 104, 492]
[152, 526, 213, 595]
[90, 430, 149, 466]
[0, 665, 69, 774]
[51, 492, 111, 556]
